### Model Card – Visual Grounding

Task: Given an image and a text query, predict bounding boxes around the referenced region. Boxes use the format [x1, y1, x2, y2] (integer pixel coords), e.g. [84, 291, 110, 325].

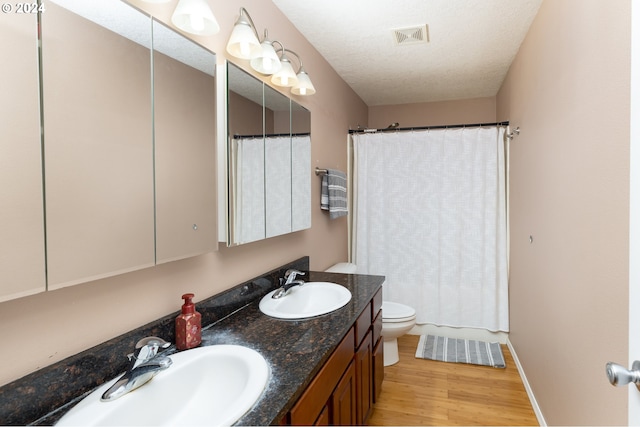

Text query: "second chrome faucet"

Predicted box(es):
[271, 269, 305, 299]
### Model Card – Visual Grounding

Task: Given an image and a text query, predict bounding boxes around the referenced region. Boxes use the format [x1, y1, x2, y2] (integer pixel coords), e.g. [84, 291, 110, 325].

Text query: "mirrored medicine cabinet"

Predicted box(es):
[0, 0, 217, 302]
[226, 62, 311, 246]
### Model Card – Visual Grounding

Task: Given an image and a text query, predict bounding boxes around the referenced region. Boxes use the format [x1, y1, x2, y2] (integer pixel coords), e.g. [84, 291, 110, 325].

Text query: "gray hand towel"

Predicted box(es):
[320, 169, 348, 219]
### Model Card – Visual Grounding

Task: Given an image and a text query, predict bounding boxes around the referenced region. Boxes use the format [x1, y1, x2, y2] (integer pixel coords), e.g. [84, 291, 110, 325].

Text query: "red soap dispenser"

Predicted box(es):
[175, 293, 201, 350]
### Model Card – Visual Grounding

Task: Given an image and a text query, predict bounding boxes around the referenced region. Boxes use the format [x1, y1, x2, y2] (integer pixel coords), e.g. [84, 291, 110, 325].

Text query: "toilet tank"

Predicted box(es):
[324, 262, 357, 274]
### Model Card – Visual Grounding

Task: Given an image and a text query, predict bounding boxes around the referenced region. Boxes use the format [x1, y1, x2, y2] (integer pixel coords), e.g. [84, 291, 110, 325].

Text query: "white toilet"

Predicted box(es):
[325, 262, 417, 366]
[379, 301, 416, 366]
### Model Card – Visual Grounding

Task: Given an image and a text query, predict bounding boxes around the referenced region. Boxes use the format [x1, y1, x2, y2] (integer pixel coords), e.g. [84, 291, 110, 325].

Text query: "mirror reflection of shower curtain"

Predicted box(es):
[265, 135, 292, 238]
[231, 137, 265, 244]
[291, 135, 311, 232]
[351, 127, 509, 332]
[232, 135, 310, 243]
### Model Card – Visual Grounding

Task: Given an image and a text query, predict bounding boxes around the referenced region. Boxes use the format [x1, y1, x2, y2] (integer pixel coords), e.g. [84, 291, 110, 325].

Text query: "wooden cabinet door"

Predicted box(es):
[373, 335, 384, 403]
[0, 11, 46, 302]
[355, 330, 373, 425]
[331, 361, 357, 426]
[289, 328, 355, 425]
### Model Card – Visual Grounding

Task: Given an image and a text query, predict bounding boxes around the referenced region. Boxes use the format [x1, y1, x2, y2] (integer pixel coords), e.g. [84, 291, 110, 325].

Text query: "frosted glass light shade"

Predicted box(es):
[250, 41, 282, 75]
[271, 58, 298, 87]
[171, 0, 220, 36]
[292, 70, 315, 96]
[226, 23, 261, 59]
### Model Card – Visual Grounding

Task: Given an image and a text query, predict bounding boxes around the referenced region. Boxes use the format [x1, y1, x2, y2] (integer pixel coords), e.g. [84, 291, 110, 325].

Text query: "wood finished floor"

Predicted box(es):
[368, 335, 538, 426]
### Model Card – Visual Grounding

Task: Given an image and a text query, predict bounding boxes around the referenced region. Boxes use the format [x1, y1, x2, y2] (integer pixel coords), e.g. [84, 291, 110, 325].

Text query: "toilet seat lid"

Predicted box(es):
[382, 301, 416, 320]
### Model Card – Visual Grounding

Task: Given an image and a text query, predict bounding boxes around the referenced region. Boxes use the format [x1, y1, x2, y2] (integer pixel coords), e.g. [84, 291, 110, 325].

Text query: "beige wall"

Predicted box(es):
[0, 0, 367, 387]
[498, 0, 631, 424]
[368, 97, 496, 129]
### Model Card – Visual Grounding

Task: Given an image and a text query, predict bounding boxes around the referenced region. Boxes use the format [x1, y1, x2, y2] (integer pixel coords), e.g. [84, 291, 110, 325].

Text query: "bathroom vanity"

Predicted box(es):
[284, 284, 383, 425]
[205, 269, 384, 426]
[0, 258, 385, 426]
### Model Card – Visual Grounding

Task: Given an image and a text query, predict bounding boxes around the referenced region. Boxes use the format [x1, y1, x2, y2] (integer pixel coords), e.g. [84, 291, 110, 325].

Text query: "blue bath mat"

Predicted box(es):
[415, 334, 506, 368]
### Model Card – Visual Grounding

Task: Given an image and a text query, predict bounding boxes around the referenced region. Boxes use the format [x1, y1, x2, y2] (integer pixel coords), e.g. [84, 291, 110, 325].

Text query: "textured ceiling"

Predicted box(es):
[272, 0, 542, 106]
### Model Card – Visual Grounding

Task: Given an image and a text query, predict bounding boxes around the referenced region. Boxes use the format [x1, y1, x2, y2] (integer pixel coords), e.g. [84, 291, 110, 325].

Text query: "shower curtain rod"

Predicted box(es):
[233, 132, 310, 139]
[348, 121, 509, 134]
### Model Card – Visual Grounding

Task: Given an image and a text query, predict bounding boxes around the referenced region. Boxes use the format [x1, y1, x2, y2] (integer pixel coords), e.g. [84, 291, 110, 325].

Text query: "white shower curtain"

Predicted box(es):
[352, 127, 509, 332]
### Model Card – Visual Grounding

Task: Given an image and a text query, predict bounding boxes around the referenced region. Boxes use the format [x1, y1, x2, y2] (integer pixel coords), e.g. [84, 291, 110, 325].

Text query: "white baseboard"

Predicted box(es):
[507, 338, 547, 426]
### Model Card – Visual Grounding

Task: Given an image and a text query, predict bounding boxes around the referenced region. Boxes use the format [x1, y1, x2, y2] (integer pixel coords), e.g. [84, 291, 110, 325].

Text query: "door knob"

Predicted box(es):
[606, 361, 640, 390]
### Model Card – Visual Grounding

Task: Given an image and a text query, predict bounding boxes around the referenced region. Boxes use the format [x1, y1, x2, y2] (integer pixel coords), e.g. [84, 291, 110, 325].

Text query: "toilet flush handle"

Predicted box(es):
[606, 361, 640, 390]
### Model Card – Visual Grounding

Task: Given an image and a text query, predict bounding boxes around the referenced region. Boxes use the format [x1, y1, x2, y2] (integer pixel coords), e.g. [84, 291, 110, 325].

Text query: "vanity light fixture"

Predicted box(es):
[290, 57, 315, 95]
[140, 0, 219, 35]
[272, 49, 316, 96]
[171, 0, 220, 36]
[250, 31, 282, 75]
[225, 7, 316, 96]
[292, 69, 315, 96]
[271, 50, 297, 87]
[226, 7, 261, 59]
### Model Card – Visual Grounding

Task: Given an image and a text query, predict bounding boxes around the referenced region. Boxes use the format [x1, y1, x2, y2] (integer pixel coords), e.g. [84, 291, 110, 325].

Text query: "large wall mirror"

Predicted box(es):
[152, 20, 217, 264]
[264, 83, 293, 239]
[227, 62, 311, 246]
[42, 0, 156, 289]
[0, 0, 217, 300]
[228, 64, 265, 244]
[291, 101, 312, 233]
[0, 7, 46, 301]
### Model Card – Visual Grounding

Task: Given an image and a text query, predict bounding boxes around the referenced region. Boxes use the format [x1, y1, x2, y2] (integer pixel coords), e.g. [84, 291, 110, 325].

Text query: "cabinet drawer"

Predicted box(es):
[372, 310, 382, 345]
[290, 327, 355, 425]
[372, 287, 382, 319]
[355, 303, 372, 348]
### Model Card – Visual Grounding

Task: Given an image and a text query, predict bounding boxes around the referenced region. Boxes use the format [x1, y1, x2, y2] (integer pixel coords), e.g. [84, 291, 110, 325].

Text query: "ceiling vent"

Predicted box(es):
[392, 25, 429, 46]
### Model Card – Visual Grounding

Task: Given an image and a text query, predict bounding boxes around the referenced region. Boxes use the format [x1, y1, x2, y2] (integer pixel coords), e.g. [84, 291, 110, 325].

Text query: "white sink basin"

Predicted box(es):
[259, 282, 352, 319]
[56, 345, 269, 426]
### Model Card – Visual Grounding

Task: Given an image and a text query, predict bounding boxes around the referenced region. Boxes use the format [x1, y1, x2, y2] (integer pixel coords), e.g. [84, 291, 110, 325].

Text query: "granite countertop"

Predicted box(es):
[202, 270, 383, 425]
[0, 261, 384, 426]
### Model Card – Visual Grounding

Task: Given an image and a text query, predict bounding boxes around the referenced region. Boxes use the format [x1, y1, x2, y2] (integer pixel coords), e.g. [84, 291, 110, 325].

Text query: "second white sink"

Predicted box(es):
[259, 282, 352, 319]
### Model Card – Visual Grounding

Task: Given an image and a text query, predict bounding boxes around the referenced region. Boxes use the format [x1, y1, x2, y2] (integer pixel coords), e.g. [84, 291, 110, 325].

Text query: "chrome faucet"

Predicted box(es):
[101, 336, 172, 401]
[271, 269, 306, 299]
